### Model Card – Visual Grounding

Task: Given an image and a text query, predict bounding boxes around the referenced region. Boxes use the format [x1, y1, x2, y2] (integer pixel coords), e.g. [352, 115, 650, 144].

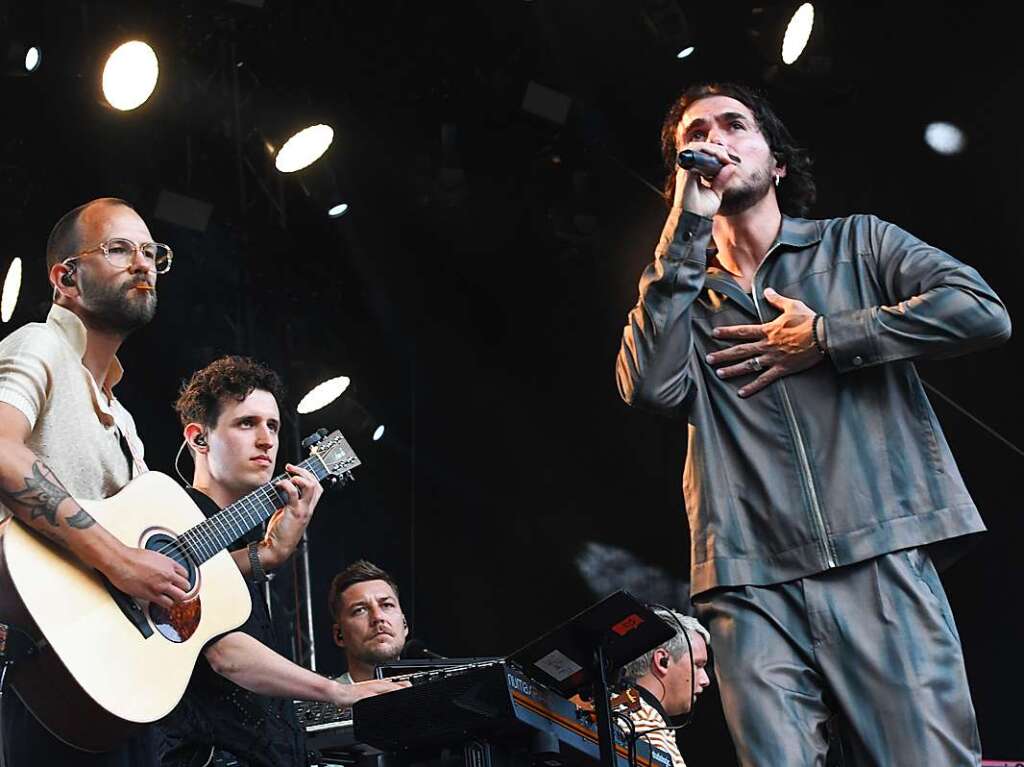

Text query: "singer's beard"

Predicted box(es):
[718, 163, 774, 217]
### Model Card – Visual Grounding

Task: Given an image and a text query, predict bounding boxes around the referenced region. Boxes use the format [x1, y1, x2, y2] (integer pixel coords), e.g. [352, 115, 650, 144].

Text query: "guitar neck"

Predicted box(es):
[179, 454, 329, 565]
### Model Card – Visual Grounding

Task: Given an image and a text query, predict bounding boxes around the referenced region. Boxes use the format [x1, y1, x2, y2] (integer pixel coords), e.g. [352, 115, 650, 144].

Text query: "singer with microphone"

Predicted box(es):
[616, 82, 1009, 766]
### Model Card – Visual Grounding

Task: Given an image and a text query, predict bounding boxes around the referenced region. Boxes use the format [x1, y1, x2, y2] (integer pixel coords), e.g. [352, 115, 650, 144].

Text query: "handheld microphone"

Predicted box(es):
[677, 149, 724, 178]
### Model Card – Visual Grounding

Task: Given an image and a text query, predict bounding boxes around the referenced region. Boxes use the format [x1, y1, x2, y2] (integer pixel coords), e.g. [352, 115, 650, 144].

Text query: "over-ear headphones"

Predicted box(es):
[60, 261, 77, 287]
[659, 656, 670, 669]
[194, 434, 207, 447]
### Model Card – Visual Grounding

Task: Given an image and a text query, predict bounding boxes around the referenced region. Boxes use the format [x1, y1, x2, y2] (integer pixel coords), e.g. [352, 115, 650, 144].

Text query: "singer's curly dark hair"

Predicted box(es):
[660, 82, 816, 217]
[175, 355, 286, 429]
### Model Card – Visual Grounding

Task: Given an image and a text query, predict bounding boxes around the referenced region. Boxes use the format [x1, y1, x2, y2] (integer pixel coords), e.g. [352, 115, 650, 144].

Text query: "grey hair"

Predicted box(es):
[620, 608, 710, 685]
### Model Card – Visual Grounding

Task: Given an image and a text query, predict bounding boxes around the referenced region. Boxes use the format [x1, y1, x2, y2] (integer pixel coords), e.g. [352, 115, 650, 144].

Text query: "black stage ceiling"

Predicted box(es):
[2, 1, 1021, 761]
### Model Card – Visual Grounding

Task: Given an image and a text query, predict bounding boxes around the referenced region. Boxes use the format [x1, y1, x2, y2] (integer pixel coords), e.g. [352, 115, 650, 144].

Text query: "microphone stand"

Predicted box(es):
[290, 417, 318, 671]
[295, 529, 316, 671]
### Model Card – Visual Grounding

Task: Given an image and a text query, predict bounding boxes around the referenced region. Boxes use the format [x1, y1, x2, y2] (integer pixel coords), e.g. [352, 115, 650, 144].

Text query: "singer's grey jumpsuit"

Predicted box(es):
[617, 211, 1010, 765]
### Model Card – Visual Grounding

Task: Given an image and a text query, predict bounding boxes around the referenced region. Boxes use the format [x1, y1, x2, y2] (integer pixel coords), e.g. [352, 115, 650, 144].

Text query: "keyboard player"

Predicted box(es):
[327, 560, 409, 683]
[617, 608, 712, 767]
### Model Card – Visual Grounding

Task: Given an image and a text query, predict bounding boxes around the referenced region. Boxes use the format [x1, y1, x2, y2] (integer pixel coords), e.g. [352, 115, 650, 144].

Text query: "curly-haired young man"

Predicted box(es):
[155, 356, 402, 767]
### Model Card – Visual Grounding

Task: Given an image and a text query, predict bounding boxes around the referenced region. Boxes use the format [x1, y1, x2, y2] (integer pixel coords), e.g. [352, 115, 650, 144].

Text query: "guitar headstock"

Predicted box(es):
[309, 429, 362, 478]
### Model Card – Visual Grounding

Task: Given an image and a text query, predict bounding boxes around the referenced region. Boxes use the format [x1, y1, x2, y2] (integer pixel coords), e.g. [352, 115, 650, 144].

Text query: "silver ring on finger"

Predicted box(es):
[749, 356, 763, 372]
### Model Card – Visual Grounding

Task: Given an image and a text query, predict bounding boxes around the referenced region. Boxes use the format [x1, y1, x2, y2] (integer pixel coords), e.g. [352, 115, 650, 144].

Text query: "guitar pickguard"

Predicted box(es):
[148, 597, 201, 642]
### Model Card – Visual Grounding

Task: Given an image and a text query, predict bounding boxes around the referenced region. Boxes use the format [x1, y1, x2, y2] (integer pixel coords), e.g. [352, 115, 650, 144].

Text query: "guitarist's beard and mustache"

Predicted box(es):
[76, 270, 157, 335]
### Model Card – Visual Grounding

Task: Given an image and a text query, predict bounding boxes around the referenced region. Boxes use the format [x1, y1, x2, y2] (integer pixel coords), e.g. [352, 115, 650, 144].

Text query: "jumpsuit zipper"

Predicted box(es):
[751, 244, 838, 570]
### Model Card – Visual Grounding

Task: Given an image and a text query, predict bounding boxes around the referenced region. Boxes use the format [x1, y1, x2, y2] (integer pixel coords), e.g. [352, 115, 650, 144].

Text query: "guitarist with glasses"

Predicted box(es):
[155, 355, 404, 767]
[1, 198, 190, 766]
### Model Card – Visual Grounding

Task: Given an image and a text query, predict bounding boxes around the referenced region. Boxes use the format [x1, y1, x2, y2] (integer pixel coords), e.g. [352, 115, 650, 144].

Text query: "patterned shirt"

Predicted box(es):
[622, 685, 687, 767]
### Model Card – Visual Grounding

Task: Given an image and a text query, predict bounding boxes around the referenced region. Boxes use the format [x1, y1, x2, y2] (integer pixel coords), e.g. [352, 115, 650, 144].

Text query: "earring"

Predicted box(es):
[774, 175, 781, 188]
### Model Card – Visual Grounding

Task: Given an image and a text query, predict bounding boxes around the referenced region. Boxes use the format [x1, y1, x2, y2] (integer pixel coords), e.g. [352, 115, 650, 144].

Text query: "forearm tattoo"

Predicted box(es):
[65, 508, 97, 529]
[0, 461, 95, 530]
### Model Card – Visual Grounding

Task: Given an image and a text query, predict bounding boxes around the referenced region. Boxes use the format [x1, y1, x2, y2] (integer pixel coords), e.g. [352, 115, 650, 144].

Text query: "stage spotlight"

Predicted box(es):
[102, 41, 159, 111]
[638, 0, 696, 66]
[333, 396, 384, 445]
[297, 375, 351, 415]
[24, 46, 41, 72]
[4, 41, 41, 76]
[296, 381, 384, 445]
[294, 159, 349, 217]
[2, 257, 23, 323]
[782, 3, 815, 65]
[274, 124, 334, 173]
[924, 122, 966, 155]
[256, 95, 336, 175]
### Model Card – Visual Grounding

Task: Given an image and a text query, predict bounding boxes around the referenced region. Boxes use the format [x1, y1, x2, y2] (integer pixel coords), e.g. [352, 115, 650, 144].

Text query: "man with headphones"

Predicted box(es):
[1, 198, 191, 765]
[327, 560, 409, 683]
[155, 356, 404, 767]
[617, 608, 712, 767]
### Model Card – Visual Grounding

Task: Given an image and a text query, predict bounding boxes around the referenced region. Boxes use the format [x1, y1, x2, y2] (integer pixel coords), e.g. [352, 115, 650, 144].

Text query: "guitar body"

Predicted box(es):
[0, 471, 252, 752]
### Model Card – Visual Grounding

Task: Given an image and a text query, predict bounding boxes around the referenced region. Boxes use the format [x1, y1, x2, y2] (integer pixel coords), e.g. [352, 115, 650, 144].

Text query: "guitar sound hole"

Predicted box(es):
[144, 533, 201, 643]
[144, 534, 197, 589]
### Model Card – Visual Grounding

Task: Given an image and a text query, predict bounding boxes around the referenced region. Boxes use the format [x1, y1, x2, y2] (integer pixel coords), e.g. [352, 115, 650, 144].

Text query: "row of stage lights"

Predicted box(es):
[7, 37, 349, 217]
[5, 41, 377, 435]
[3, 2, 969, 326]
[2, 33, 350, 324]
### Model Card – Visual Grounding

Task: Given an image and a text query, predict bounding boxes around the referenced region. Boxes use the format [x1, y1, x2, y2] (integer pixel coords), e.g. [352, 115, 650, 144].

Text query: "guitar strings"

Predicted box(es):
[151, 454, 329, 562]
[152, 485, 282, 560]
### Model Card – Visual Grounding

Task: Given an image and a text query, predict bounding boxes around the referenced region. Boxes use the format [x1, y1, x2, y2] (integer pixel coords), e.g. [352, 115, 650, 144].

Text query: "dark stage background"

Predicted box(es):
[2, 0, 1022, 762]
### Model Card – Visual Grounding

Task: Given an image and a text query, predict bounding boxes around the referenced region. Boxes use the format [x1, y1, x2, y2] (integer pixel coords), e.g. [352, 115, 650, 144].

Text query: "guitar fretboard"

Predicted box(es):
[178, 454, 330, 565]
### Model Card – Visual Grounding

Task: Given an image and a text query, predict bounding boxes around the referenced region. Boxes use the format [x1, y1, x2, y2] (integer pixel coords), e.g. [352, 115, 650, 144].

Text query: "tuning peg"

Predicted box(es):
[301, 428, 329, 450]
[324, 471, 357, 493]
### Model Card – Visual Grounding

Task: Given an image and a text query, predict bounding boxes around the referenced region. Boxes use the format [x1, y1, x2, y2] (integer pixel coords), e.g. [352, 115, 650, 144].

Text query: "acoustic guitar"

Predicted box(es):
[0, 429, 359, 752]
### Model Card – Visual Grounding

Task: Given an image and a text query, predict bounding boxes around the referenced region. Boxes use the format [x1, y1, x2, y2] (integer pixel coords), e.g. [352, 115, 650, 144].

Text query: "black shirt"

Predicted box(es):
[154, 488, 306, 767]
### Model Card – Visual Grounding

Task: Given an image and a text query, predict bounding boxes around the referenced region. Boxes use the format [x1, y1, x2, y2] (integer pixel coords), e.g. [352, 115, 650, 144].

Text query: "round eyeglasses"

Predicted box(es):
[76, 238, 173, 274]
